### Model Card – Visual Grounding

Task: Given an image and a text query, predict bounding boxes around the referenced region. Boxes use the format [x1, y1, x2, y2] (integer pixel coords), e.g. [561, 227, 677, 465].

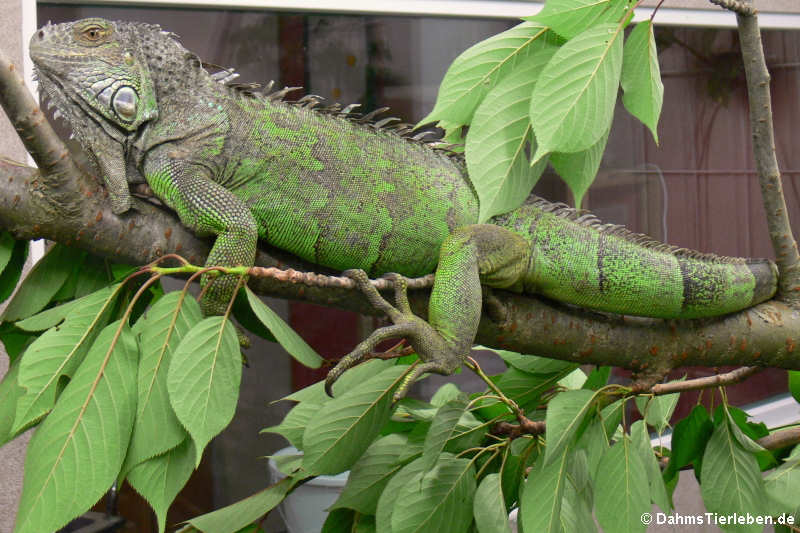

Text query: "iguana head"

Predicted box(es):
[30, 18, 158, 134]
[30, 18, 163, 214]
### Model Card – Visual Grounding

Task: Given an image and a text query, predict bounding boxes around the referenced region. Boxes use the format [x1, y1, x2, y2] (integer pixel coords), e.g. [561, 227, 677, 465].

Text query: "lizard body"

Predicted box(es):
[29, 19, 778, 390]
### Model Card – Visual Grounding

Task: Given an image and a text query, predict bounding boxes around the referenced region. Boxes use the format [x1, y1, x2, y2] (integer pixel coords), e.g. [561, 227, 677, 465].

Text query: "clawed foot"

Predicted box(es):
[325, 269, 464, 401]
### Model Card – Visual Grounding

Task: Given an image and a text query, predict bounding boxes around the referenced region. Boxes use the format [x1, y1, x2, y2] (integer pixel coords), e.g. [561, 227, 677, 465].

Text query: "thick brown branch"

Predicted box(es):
[649, 366, 761, 395]
[736, 1, 800, 299]
[2, 157, 800, 373]
[757, 427, 800, 451]
[1, 45, 800, 375]
[0, 50, 84, 215]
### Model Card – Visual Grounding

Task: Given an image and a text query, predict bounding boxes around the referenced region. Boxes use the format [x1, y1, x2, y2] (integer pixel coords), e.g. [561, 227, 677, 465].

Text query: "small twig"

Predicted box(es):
[650, 0, 667, 21]
[465, 356, 523, 418]
[649, 366, 761, 395]
[492, 419, 546, 439]
[248, 265, 434, 291]
[368, 341, 415, 360]
[708, 0, 757, 16]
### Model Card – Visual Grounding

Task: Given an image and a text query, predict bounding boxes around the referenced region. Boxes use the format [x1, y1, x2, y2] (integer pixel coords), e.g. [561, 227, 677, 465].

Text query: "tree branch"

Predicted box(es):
[709, 0, 757, 16]
[757, 426, 800, 450]
[649, 366, 762, 395]
[2, 48, 800, 375]
[735, 0, 800, 299]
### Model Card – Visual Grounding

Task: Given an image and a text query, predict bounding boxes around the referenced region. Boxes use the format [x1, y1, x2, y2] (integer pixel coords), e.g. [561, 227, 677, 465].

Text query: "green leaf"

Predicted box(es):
[465, 39, 558, 222]
[700, 420, 766, 533]
[244, 287, 322, 368]
[15, 298, 80, 332]
[0, 357, 25, 446]
[430, 383, 463, 406]
[790, 370, 800, 404]
[128, 439, 196, 533]
[635, 387, 681, 434]
[231, 289, 276, 342]
[529, 0, 631, 40]
[322, 508, 355, 532]
[576, 417, 610, 479]
[494, 367, 564, 412]
[0, 322, 36, 362]
[354, 514, 377, 533]
[599, 398, 625, 441]
[720, 404, 768, 455]
[262, 400, 321, 450]
[583, 365, 611, 390]
[664, 405, 713, 480]
[2, 244, 85, 322]
[561, 481, 597, 533]
[302, 365, 409, 475]
[280, 359, 394, 404]
[270, 453, 303, 478]
[445, 412, 493, 454]
[544, 389, 597, 465]
[474, 473, 511, 533]
[621, 20, 663, 143]
[419, 22, 551, 129]
[0, 239, 28, 305]
[530, 23, 624, 162]
[500, 440, 530, 509]
[631, 421, 671, 512]
[550, 127, 610, 208]
[420, 396, 469, 472]
[520, 448, 569, 533]
[73, 255, 113, 298]
[187, 476, 303, 533]
[594, 434, 650, 533]
[486, 347, 577, 375]
[566, 448, 592, 497]
[124, 292, 203, 474]
[0, 231, 16, 274]
[765, 453, 800, 515]
[558, 367, 587, 389]
[331, 433, 410, 515]
[13, 284, 121, 433]
[167, 316, 242, 466]
[14, 321, 138, 533]
[375, 457, 430, 532]
[390, 453, 476, 533]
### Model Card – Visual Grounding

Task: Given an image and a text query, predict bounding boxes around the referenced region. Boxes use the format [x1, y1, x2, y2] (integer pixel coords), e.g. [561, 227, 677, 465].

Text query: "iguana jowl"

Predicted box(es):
[30, 18, 778, 395]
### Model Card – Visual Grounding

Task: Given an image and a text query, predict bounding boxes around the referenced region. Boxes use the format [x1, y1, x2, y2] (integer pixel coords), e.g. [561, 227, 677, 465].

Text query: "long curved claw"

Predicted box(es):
[392, 360, 459, 402]
[325, 323, 414, 397]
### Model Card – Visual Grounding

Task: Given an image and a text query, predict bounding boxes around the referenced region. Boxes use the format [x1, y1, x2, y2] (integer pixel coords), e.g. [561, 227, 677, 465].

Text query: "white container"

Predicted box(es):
[267, 446, 349, 533]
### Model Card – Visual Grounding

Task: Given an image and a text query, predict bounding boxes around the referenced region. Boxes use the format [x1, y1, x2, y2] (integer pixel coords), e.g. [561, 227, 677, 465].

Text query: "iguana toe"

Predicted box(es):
[325, 270, 465, 397]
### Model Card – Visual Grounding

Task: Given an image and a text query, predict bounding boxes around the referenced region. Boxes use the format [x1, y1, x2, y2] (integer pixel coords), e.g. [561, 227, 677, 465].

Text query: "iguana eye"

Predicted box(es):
[76, 23, 111, 44]
[112, 87, 138, 121]
[83, 26, 103, 40]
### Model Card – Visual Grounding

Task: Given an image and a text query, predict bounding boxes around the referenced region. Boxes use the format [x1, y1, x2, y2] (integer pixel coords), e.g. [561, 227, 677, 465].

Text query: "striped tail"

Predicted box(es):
[492, 197, 778, 319]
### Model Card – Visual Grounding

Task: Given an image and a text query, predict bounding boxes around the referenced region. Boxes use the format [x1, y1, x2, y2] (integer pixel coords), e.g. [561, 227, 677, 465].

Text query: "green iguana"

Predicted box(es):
[30, 18, 778, 395]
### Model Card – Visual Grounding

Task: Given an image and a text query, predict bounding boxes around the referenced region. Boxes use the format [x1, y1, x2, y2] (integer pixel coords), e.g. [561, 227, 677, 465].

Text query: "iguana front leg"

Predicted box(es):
[143, 152, 258, 318]
[326, 225, 530, 399]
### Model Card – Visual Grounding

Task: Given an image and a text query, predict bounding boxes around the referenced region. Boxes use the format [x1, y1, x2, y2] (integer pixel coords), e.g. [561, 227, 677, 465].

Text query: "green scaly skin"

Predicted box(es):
[30, 18, 779, 397]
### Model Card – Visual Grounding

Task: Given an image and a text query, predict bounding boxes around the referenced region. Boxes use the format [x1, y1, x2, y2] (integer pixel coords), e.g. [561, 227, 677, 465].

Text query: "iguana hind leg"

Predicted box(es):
[326, 225, 530, 399]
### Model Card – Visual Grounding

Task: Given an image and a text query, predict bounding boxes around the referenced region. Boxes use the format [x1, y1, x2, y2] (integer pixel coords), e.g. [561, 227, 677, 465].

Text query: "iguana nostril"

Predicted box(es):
[37, 30, 44, 39]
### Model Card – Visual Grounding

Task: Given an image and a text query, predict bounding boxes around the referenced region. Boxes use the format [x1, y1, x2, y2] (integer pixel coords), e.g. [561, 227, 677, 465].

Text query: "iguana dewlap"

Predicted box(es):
[30, 18, 778, 394]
